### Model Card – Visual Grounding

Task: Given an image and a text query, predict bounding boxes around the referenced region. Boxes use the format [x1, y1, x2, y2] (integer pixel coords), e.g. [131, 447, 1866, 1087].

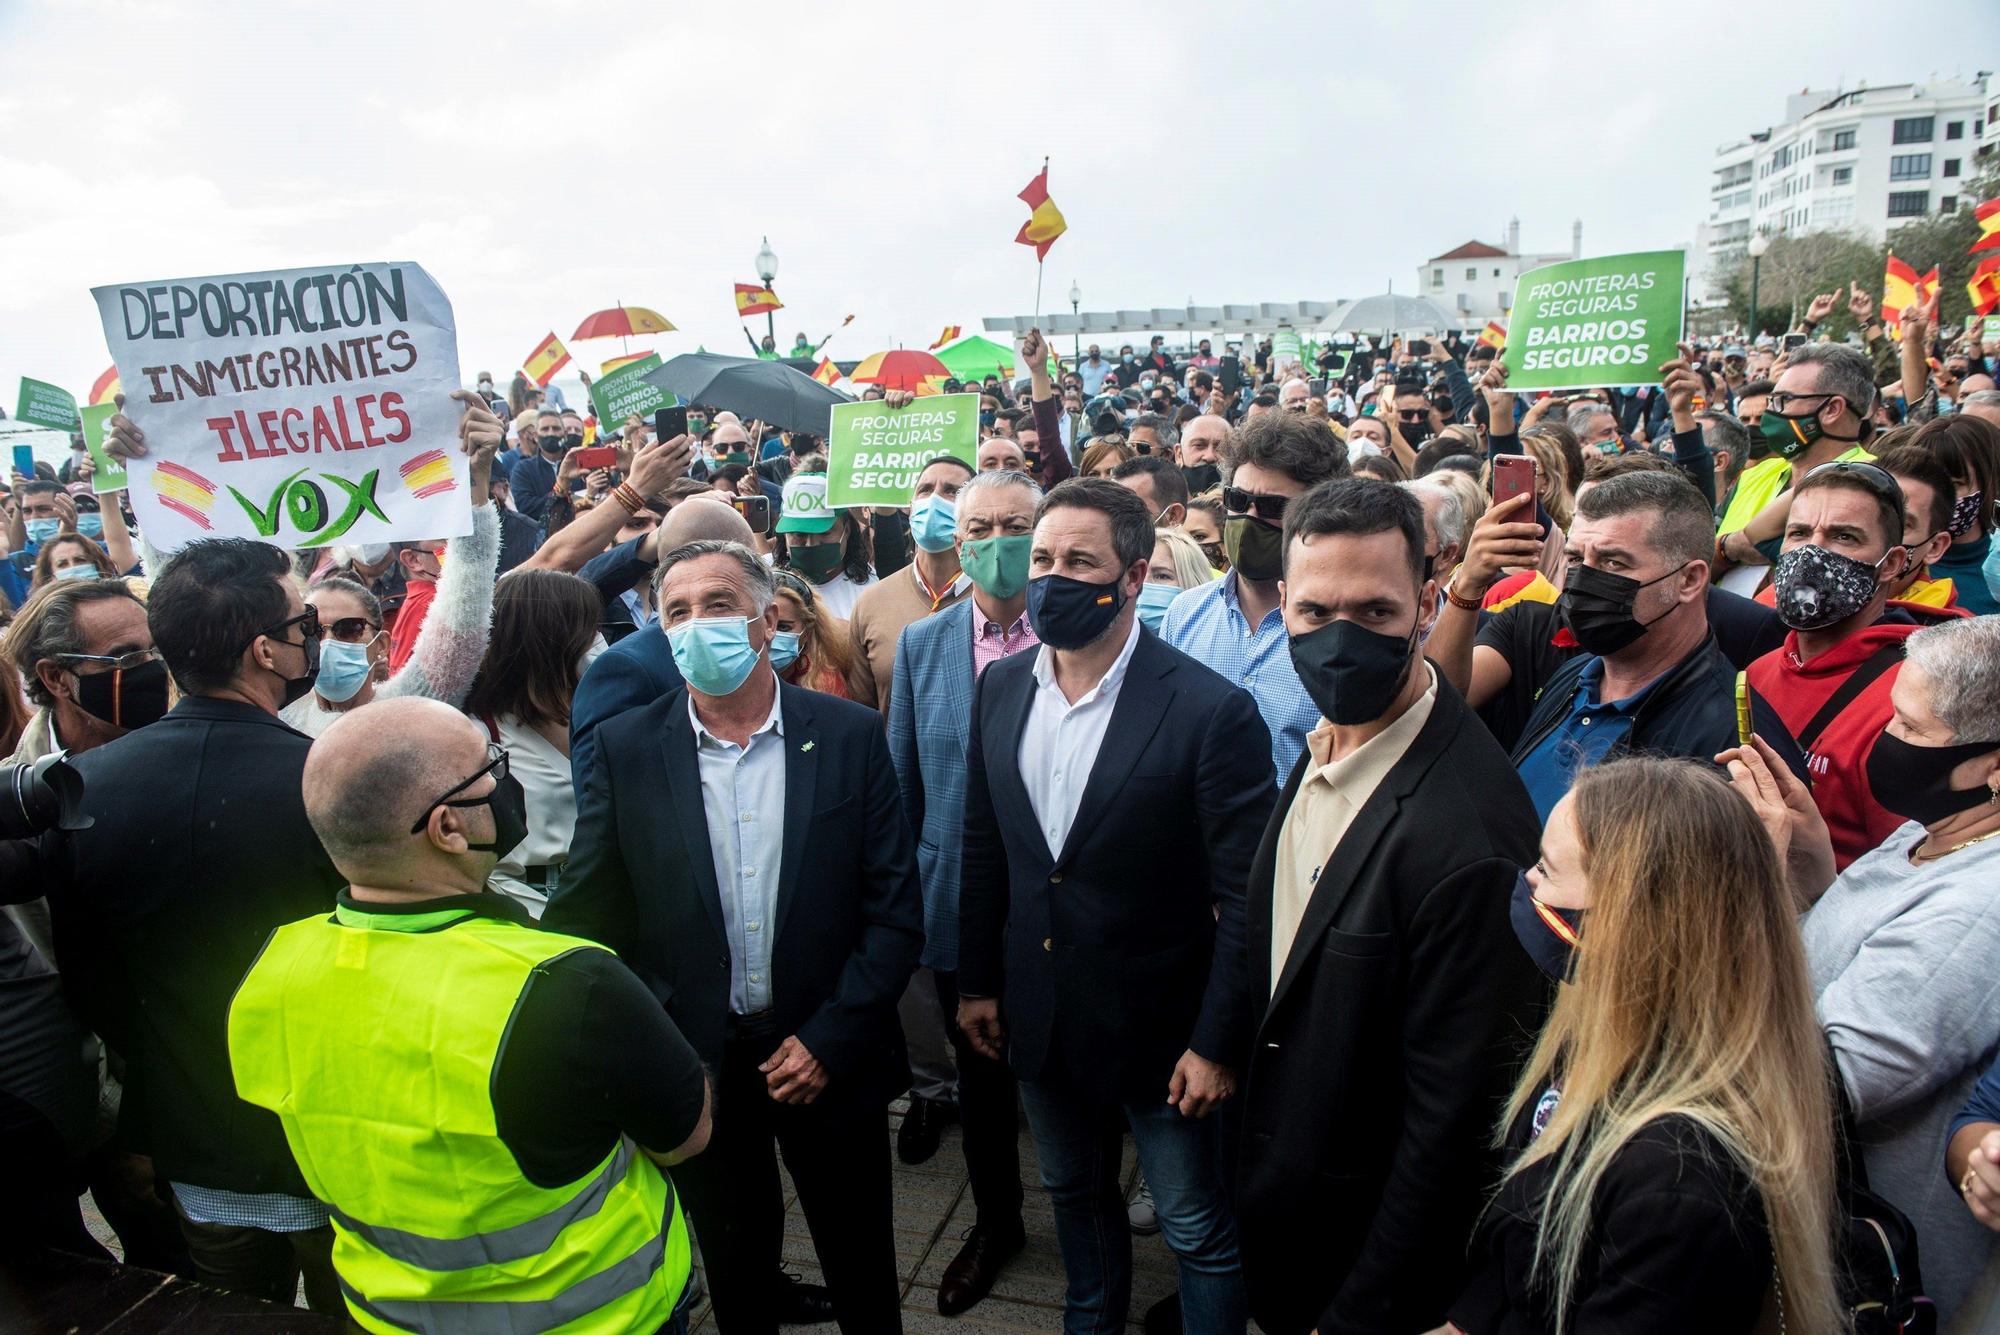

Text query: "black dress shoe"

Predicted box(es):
[1142, 1290, 1182, 1335]
[936, 1222, 1025, 1316]
[896, 1095, 958, 1165]
[776, 1267, 836, 1325]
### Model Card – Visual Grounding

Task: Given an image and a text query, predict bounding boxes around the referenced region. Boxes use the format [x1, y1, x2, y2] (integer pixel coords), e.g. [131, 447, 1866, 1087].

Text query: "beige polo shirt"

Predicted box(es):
[1270, 665, 1438, 992]
[843, 562, 973, 711]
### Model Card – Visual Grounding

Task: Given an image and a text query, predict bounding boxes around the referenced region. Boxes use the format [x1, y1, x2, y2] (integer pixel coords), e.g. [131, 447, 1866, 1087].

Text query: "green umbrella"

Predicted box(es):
[933, 334, 1018, 384]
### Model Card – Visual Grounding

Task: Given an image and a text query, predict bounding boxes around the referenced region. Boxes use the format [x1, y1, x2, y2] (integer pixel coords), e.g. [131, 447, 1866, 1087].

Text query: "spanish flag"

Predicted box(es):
[398, 449, 458, 500]
[1014, 165, 1067, 261]
[811, 357, 841, 386]
[1476, 320, 1507, 351]
[87, 365, 121, 406]
[1972, 199, 2000, 256]
[523, 332, 570, 388]
[1969, 255, 2000, 317]
[1883, 256, 1932, 336]
[600, 351, 653, 374]
[735, 284, 783, 317]
[930, 326, 962, 350]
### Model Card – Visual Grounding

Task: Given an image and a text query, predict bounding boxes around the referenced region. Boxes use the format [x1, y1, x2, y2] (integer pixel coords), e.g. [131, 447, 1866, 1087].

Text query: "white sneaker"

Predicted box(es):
[1126, 1175, 1159, 1235]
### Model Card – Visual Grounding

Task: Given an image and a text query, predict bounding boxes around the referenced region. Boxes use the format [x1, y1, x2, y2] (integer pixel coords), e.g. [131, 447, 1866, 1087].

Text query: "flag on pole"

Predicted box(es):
[930, 326, 962, 349]
[1969, 255, 2000, 317]
[523, 332, 570, 387]
[1971, 199, 2000, 255]
[87, 365, 121, 406]
[1476, 320, 1507, 350]
[1014, 167, 1067, 260]
[811, 357, 841, 386]
[735, 284, 783, 316]
[1883, 255, 1921, 335]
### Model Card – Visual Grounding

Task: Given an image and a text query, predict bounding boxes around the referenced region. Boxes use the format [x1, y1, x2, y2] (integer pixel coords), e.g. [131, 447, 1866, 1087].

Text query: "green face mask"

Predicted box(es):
[1224, 514, 1285, 582]
[788, 542, 844, 583]
[960, 533, 1032, 599]
[1759, 406, 1823, 460]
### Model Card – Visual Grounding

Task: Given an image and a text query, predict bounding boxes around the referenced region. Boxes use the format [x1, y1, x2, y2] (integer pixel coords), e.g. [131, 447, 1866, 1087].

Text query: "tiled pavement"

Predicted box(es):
[80, 1095, 1180, 1333]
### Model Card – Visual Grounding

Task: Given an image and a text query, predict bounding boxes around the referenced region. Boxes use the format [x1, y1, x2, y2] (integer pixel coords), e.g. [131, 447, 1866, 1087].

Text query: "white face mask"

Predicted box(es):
[356, 543, 392, 566]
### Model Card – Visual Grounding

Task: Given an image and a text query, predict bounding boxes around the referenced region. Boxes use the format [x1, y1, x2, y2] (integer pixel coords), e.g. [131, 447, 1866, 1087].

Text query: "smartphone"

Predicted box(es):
[573, 445, 618, 471]
[654, 405, 689, 442]
[10, 445, 34, 480]
[1781, 332, 1807, 351]
[731, 493, 771, 534]
[1308, 378, 1329, 398]
[1491, 454, 1536, 507]
[1409, 338, 1431, 357]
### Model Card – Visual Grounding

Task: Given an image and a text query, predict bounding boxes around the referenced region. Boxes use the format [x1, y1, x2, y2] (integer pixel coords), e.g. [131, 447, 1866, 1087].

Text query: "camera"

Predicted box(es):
[0, 754, 92, 840]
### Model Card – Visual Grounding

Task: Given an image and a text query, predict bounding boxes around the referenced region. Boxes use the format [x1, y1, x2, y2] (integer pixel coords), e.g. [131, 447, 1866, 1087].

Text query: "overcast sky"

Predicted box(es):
[3, 0, 1996, 400]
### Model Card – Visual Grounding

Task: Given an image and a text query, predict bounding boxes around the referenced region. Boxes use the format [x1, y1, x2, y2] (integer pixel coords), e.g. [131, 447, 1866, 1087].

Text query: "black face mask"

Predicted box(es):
[559, 431, 583, 451]
[1287, 617, 1417, 726]
[466, 772, 530, 860]
[1181, 462, 1221, 495]
[538, 435, 564, 456]
[1224, 515, 1284, 582]
[1510, 870, 1583, 982]
[1399, 419, 1431, 447]
[279, 634, 321, 708]
[72, 658, 171, 732]
[1557, 562, 1687, 657]
[1865, 730, 1998, 827]
[1026, 571, 1127, 649]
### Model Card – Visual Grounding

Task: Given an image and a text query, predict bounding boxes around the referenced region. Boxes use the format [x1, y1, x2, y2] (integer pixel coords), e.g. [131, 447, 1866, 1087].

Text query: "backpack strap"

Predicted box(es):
[1796, 642, 1904, 754]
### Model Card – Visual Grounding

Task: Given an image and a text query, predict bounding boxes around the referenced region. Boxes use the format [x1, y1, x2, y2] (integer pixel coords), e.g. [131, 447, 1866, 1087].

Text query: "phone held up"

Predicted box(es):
[731, 493, 771, 534]
[654, 405, 689, 442]
[1490, 453, 1552, 540]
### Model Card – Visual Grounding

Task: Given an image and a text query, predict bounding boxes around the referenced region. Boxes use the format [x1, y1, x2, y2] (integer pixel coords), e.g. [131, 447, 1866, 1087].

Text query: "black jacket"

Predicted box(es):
[38, 697, 345, 1193]
[545, 680, 923, 1108]
[958, 627, 1275, 1103]
[1238, 674, 1546, 1335]
[1448, 1111, 1772, 1333]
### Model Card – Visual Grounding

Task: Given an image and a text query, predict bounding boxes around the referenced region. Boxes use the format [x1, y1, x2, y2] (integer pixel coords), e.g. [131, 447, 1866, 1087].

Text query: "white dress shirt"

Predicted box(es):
[1016, 615, 1143, 859]
[691, 677, 787, 1014]
[487, 716, 577, 919]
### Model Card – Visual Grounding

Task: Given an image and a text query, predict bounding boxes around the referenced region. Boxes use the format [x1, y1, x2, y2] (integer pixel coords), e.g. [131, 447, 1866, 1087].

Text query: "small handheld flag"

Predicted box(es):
[1971, 199, 2000, 256]
[522, 332, 570, 388]
[1476, 321, 1507, 351]
[930, 326, 962, 350]
[1014, 166, 1067, 261]
[811, 357, 841, 386]
[735, 284, 783, 317]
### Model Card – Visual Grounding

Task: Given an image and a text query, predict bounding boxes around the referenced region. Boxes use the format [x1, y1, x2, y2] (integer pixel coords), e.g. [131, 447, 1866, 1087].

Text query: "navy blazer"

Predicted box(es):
[884, 600, 977, 972]
[958, 627, 1275, 1103]
[545, 680, 924, 1108]
[569, 620, 681, 801]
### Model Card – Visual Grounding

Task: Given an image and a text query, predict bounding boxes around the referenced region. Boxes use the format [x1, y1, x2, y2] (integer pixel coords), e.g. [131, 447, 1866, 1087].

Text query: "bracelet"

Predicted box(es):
[1443, 578, 1484, 612]
[612, 483, 645, 514]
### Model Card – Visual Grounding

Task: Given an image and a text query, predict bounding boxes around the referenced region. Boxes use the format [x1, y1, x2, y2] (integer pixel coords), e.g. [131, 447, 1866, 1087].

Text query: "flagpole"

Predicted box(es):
[1032, 155, 1050, 319]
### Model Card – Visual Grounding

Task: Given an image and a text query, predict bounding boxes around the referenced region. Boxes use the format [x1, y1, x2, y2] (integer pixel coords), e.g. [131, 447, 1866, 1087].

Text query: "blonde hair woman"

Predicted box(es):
[1135, 527, 1213, 633]
[1447, 756, 1842, 1334]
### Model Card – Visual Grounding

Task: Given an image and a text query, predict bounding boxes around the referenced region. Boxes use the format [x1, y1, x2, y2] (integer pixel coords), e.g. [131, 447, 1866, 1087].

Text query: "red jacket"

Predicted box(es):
[386, 576, 436, 675]
[1746, 621, 1919, 869]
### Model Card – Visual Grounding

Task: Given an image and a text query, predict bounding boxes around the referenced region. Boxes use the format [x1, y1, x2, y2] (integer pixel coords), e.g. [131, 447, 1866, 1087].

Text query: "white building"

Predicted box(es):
[1413, 219, 1578, 327]
[1692, 74, 1994, 301]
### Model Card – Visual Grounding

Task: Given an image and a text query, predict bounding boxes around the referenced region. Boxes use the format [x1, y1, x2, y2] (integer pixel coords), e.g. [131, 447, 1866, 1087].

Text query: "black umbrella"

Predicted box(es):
[642, 353, 852, 437]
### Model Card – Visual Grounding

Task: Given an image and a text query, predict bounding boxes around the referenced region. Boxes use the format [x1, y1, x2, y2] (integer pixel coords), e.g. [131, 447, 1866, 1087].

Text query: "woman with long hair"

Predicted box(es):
[769, 569, 854, 698]
[1135, 528, 1213, 633]
[29, 533, 117, 593]
[462, 570, 605, 917]
[1184, 488, 1227, 574]
[776, 461, 877, 620]
[1447, 756, 1842, 1334]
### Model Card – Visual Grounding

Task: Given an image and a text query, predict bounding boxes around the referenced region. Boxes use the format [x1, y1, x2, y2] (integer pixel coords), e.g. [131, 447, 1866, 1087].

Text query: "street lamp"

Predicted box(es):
[1068, 280, 1082, 367]
[1746, 233, 1769, 341]
[754, 236, 779, 350]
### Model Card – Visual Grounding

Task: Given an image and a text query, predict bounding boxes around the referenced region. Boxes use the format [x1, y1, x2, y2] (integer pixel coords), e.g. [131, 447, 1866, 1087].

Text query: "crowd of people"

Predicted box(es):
[4, 289, 2000, 1335]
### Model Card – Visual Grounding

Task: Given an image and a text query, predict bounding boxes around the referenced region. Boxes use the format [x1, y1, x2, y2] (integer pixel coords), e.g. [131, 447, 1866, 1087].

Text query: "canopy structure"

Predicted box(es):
[1332, 294, 1456, 334]
[932, 334, 1017, 382]
[982, 296, 1468, 343]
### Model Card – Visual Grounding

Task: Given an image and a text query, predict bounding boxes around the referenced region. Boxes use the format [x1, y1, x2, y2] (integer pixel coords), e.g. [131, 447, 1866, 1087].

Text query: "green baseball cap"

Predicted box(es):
[775, 472, 837, 534]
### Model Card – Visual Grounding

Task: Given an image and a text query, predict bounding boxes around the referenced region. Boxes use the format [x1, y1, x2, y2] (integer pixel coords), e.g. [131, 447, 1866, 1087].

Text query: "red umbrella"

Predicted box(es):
[848, 349, 951, 391]
[572, 305, 675, 340]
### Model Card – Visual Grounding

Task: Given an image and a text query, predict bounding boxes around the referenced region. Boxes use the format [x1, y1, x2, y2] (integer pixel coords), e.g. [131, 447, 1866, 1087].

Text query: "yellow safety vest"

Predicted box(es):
[229, 901, 691, 1334]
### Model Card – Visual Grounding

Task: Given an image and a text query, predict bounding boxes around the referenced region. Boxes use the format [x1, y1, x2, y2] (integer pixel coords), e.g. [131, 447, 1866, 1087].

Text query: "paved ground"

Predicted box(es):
[81, 1095, 1180, 1333]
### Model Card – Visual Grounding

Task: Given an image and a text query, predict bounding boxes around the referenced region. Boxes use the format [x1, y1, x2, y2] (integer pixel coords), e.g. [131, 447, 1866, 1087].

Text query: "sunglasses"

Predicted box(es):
[1803, 458, 1903, 508]
[409, 742, 510, 834]
[323, 616, 382, 644]
[245, 606, 320, 654]
[1222, 486, 1290, 522]
[1396, 408, 1430, 423]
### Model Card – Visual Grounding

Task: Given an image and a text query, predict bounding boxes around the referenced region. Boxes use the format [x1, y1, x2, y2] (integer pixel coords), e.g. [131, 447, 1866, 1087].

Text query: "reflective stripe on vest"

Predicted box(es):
[339, 1226, 671, 1335]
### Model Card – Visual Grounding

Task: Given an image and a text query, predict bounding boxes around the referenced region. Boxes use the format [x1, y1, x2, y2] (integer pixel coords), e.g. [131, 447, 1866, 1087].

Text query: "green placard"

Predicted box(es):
[1983, 314, 2000, 344]
[826, 393, 979, 507]
[1270, 329, 1303, 370]
[587, 354, 674, 429]
[79, 402, 127, 493]
[15, 377, 79, 433]
[1503, 249, 1685, 392]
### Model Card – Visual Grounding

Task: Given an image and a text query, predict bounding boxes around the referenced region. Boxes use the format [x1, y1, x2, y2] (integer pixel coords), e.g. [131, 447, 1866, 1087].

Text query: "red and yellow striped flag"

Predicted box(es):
[1969, 256, 2000, 317]
[1972, 199, 2000, 256]
[811, 357, 841, 386]
[600, 351, 653, 374]
[1476, 320, 1507, 350]
[522, 332, 570, 387]
[734, 284, 783, 316]
[930, 326, 962, 350]
[1883, 256, 1924, 335]
[1014, 166, 1067, 261]
[87, 365, 121, 406]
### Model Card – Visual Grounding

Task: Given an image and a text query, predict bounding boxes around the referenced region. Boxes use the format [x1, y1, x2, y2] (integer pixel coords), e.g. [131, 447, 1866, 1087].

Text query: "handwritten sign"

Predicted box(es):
[91, 262, 469, 550]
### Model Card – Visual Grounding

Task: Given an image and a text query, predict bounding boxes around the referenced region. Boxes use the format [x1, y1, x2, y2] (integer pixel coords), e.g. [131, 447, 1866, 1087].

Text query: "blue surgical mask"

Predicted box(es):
[666, 615, 761, 696]
[909, 495, 958, 554]
[1135, 582, 1179, 632]
[25, 518, 59, 548]
[54, 563, 99, 582]
[314, 637, 376, 704]
[75, 514, 104, 540]
[768, 630, 802, 673]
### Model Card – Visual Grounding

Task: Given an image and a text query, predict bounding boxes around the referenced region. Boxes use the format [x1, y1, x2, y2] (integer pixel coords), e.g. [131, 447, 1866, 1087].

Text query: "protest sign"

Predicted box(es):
[80, 403, 127, 493]
[825, 393, 978, 507]
[1270, 329, 1303, 370]
[90, 262, 468, 551]
[1502, 250, 1685, 392]
[588, 353, 673, 428]
[1983, 314, 2000, 344]
[16, 377, 80, 433]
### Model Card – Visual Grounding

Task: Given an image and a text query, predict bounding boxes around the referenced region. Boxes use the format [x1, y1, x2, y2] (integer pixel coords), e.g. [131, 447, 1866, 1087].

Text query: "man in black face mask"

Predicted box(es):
[1719, 343, 1877, 572]
[1512, 471, 1803, 820]
[1235, 477, 1541, 1335]
[32, 538, 347, 1310]
[11, 579, 169, 759]
[505, 406, 570, 524]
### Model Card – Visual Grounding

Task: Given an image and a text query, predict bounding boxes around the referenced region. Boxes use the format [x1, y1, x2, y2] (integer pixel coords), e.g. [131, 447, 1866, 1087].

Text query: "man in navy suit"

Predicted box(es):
[546, 538, 922, 1335]
[885, 467, 1044, 1314]
[957, 478, 1276, 1335]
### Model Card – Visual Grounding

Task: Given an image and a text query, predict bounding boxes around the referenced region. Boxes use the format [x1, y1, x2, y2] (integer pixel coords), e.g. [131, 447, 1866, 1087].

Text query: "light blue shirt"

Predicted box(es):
[1161, 572, 1318, 783]
[691, 679, 786, 1014]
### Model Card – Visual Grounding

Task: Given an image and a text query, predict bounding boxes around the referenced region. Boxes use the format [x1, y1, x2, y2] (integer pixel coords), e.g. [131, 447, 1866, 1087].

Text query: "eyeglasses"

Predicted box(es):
[52, 648, 161, 675]
[322, 616, 382, 644]
[244, 606, 319, 654]
[409, 742, 510, 834]
[1765, 390, 1839, 415]
[1803, 458, 1904, 507]
[1222, 486, 1291, 522]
